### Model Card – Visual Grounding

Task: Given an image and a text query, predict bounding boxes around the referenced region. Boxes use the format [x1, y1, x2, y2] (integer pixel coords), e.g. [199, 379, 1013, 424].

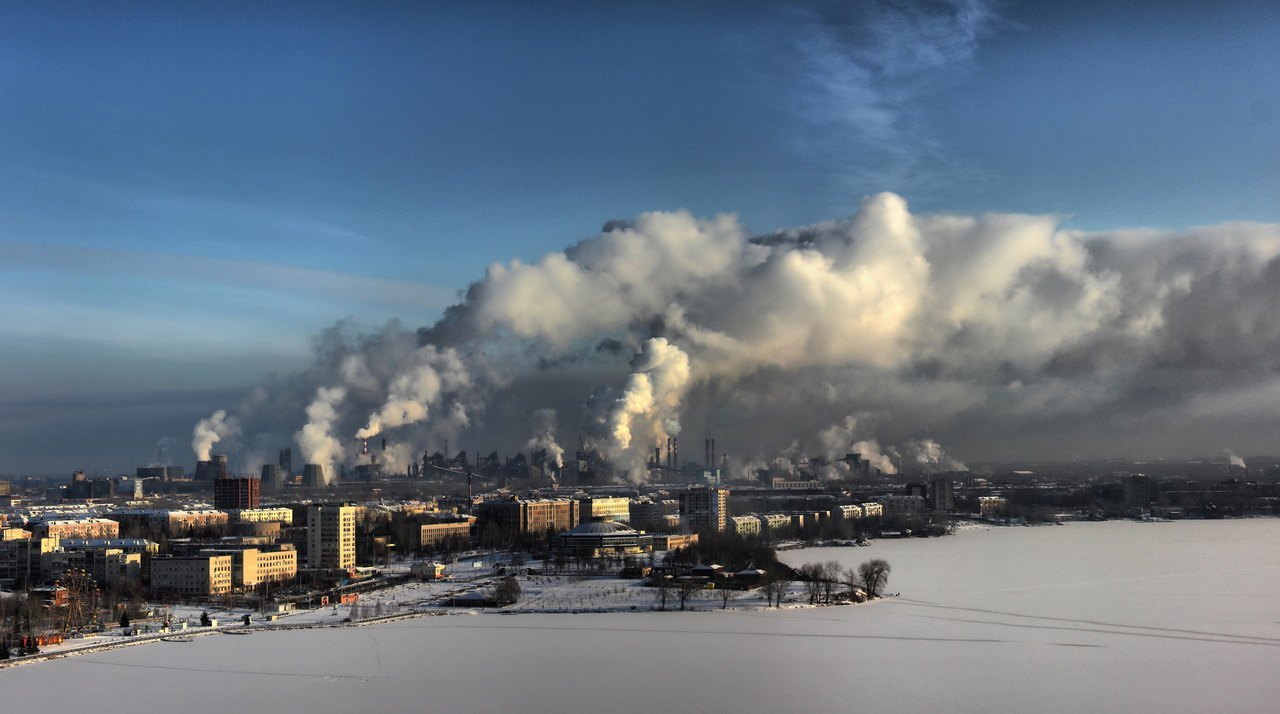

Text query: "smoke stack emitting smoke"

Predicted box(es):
[192, 193, 1280, 479]
[192, 410, 238, 462]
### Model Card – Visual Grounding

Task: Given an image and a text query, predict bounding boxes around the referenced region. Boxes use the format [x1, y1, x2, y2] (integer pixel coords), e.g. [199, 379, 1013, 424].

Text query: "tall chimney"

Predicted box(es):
[705, 438, 710, 468]
[711, 439, 716, 470]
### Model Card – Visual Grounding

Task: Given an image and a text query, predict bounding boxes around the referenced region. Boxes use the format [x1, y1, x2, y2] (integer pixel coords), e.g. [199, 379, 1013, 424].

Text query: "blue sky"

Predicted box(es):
[1, 1, 1278, 473]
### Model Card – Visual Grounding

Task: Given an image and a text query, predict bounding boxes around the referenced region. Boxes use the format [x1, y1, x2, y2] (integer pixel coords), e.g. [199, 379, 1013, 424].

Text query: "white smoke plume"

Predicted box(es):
[355, 345, 471, 439]
[192, 409, 239, 461]
[852, 440, 897, 475]
[294, 386, 347, 477]
[1226, 452, 1246, 469]
[589, 337, 691, 480]
[524, 408, 565, 469]
[197, 193, 1280, 477]
[818, 414, 874, 460]
[902, 438, 966, 473]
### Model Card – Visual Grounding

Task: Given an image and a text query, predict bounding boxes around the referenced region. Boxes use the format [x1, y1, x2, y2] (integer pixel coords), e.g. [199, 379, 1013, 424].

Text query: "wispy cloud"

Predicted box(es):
[15, 167, 379, 247]
[0, 240, 456, 314]
[790, 0, 1002, 196]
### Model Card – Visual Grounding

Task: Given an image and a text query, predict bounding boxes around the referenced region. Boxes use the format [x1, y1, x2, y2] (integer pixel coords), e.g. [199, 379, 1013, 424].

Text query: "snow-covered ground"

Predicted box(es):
[5, 520, 1280, 713]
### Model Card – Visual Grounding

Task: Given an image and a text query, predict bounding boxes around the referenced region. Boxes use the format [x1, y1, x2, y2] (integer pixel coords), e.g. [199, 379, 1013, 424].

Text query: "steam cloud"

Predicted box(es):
[193, 193, 1280, 479]
[524, 409, 565, 469]
[295, 386, 346, 478]
[192, 410, 239, 461]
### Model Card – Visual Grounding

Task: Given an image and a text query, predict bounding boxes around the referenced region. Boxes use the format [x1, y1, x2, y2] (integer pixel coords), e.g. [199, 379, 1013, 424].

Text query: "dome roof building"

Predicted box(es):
[552, 518, 653, 559]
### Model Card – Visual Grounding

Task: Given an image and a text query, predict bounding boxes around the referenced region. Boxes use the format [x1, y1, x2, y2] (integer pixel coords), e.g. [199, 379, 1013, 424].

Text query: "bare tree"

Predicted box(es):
[798, 563, 822, 605]
[677, 579, 702, 611]
[857, 559, 891, 598]
[653, 576, 673, 611]
[821, 561, 842, 604]
[841, 566, 866, 602]
[764, 576, 791, 608]
[718, 585, 736, 609]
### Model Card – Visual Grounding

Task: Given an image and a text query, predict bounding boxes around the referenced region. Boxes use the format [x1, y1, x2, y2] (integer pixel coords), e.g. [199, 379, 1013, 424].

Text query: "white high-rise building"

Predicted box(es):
[307, 504, 356, 571]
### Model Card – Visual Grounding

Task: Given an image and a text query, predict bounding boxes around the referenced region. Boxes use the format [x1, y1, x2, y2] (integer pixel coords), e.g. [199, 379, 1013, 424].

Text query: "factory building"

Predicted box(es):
[260, 464, 285, 492]
[302, 464, 327, 488]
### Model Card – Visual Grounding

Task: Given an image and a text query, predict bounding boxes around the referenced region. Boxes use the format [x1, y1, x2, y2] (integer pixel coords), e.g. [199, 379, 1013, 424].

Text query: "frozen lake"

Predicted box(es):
[6, 520, 1280, 712]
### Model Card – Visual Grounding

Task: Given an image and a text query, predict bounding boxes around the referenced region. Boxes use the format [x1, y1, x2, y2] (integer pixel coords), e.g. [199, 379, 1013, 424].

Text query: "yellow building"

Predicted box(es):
[575, 496, 631, 523]
[202, 545, 298, 588]
[307, 504, 357, 571]
[728, 515, 761, 537]
[227, 508, 294, 525]
[651, 532, 699, 551]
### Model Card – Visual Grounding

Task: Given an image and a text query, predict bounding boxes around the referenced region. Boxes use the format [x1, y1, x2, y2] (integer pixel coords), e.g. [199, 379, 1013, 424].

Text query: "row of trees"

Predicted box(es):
[795, 558, 891, 604]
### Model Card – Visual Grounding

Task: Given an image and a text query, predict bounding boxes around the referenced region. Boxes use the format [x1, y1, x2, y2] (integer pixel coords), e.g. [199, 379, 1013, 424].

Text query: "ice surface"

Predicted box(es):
[5, 520, 1280, 713]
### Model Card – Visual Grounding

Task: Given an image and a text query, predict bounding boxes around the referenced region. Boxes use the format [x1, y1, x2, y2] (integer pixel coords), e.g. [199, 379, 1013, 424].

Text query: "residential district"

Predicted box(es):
[2, 442, 1278, 663]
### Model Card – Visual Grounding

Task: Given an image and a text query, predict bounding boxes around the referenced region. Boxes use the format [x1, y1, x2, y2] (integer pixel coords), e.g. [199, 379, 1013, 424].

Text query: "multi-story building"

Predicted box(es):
[58, 538, 158, 556]
[651, 533, 699, 551]
[628, 498, 662, 529]
[213, 477, 261, 510]
[977, 496, 1008, 518]
[226, 508, 294, 525]
[150, 553, 234, 596]
[728, 515, 762, 537]
[32, 517, 120, 540]
[45, 547, 142, 584]
[860, 502, 884, 519]
[1123, 474, 1156, 508]
[929, 478, 955, 513]
[307, 504, 357, 571]
[393, 512, 475, 552]
[757, 513, 792, 531]
[200, 545, 297, 588]
[575, 496, 631, 523]
[474, 497, 579, 540]
[678, 486, 729, 532]
[832, 504, 864, 520]
[0, 530, 57, 586]
[109, 509, 229, 538]
[880, 495, 927, 516]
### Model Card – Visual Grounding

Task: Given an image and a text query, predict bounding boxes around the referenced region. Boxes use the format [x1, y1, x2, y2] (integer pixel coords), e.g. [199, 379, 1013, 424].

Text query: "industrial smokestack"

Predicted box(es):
[302, 463, 326, 488]
[667, 437, 672, 470]
[711, 439, 716, 469]
[705, 438, 710, 468]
